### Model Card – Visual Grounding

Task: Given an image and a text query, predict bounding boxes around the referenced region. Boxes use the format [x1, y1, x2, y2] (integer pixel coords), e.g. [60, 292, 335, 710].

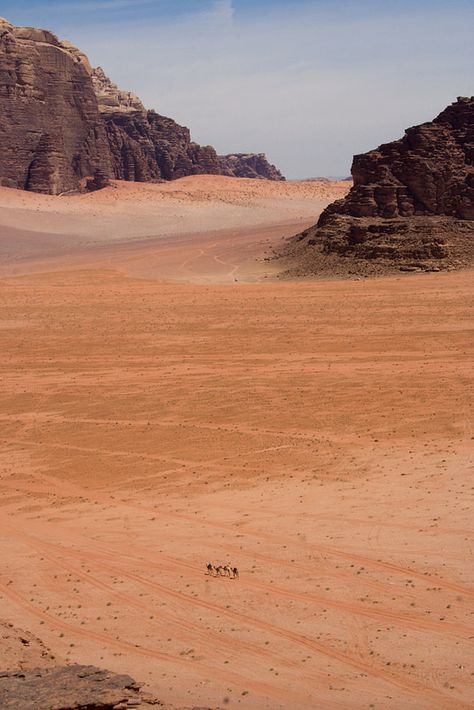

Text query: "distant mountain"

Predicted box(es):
[283, 97, 474, 275]
[0, 17, 284, 195]
[219, 153, 284, 181]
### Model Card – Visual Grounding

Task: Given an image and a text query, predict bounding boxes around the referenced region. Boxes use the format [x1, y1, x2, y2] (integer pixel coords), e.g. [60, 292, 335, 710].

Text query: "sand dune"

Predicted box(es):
[0, 176, 348, 282]
[0, 177, 472, 709]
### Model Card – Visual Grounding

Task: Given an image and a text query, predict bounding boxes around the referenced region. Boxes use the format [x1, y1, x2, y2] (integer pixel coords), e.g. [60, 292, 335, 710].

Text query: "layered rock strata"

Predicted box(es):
[0, 17, 111, 194]
[288, 97, 474, 273]
[0, 18, 284, 194]
[93, 70, 283, 183]
[91, 66, 223, 182]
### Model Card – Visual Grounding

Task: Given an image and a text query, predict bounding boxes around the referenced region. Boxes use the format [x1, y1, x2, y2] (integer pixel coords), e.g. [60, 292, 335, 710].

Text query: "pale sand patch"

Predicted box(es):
[0, 176, 349, 282]
[0, 269, 472, 709]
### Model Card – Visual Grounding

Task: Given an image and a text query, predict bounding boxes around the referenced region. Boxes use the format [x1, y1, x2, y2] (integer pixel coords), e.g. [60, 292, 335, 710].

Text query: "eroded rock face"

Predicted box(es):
[0, 665, 160, 709]
[102, 109, 223, 182]
[0, 17, 111, 194]
[290, 97, 474, 272]
[92, 66, 145, 114]
[0, 17, 285, 193]
[219, 153, 285, 181]
[91, 70, 284, 183]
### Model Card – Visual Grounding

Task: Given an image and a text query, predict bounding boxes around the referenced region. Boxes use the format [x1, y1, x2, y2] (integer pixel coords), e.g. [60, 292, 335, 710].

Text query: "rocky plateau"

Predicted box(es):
[0, 17, 284, 195]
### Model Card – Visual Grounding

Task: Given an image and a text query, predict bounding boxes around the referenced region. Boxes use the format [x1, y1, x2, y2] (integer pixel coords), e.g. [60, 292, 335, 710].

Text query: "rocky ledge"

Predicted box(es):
[0, 665, 161, 710]
[283, 97, 474, 275]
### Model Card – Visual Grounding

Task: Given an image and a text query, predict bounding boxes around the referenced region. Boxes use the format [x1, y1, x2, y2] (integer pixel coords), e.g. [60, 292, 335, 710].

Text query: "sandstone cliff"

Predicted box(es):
[91, 66, 222, 182]
[0, 18, 284, 194]
[0, 17, 111, 194]
[93, 70, 284, 183]
[101, 109, 224, 182]
[285, 97, 474, 275]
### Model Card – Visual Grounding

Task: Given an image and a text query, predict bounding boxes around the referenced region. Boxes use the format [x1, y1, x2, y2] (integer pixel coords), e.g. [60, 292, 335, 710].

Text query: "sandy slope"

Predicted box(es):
[0, 176, 349, 282]
[0, 262, 472, 708]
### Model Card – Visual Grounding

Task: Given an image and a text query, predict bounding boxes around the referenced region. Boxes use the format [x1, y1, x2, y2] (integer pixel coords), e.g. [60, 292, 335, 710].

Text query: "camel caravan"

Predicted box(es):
[206, 562, 239, 579]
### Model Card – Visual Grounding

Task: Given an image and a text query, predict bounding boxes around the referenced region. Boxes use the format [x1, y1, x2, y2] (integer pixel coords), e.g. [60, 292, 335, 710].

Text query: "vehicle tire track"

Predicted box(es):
[0, 581, 320, 710]
[13, 531, 464, 706]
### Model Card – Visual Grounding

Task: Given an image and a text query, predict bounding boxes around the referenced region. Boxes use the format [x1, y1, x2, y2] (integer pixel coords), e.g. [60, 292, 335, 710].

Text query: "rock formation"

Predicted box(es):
[219, 153, 285, 181]
[0, 665, 160, 709]
[0, 18, 285, 194]
[93, 71, 283, 183]
[286, 97, 474, 274]
[0, 17, 111, 194]
[91, 66, 145, 114]
[100, 109, 223, 183]
[0, 623, 220, 710]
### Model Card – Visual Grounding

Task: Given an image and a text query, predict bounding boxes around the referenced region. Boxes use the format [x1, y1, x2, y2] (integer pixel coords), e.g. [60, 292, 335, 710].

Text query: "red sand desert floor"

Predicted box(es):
[0, 178, 472, 709]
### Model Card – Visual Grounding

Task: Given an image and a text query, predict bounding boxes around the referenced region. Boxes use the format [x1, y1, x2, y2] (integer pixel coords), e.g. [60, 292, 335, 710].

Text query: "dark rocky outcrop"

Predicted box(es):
[0, 623, 223, 710]
[102, 110, 223, 182]
[219, 153, 285, 181]
[91, 69, 285, 183]
[92, 66, 224, 182]
[0, 17, 111, 194]
[286, 97, 474, 274]
[0, 18, 284, 194]
[0, 665, 160, 709]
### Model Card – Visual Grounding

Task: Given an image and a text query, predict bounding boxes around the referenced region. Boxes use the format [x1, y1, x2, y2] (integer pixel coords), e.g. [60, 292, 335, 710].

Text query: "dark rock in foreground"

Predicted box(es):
[0, 665, 160, 709]
[285, 97, 474, 275]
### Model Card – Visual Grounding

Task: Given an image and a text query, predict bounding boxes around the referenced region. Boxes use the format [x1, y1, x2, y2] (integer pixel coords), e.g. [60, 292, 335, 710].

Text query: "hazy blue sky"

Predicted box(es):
[1, 0, 473, 178]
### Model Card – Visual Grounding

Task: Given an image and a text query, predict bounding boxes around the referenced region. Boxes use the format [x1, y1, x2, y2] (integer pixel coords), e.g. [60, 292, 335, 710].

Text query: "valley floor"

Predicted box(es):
[0, 177, 472, 709]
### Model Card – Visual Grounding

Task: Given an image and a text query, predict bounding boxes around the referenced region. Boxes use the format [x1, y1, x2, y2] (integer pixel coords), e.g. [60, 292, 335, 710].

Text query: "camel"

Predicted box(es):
[206, 563, 239, 579]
